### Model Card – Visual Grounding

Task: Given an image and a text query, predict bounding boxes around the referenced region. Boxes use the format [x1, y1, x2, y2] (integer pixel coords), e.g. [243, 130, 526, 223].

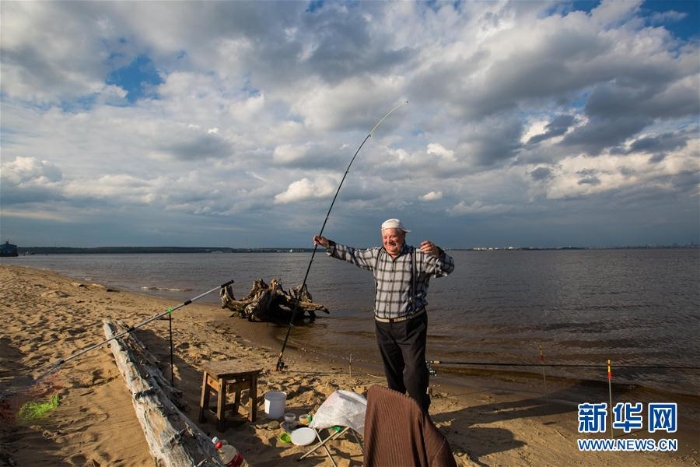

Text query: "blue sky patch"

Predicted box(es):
[106, 55, 163, 103]
[642, 0, 699, 40]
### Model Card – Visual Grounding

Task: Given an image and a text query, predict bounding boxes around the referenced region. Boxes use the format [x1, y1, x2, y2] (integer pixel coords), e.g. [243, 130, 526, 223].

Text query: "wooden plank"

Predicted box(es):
[103, 319, 226, 467]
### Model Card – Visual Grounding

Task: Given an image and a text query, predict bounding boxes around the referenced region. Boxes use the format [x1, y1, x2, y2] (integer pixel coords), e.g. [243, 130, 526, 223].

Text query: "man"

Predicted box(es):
[313, 218, 454, 411]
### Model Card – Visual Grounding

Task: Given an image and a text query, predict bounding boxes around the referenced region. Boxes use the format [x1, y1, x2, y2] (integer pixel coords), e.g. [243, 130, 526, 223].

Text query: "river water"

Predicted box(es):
[5, 248, 699, 396]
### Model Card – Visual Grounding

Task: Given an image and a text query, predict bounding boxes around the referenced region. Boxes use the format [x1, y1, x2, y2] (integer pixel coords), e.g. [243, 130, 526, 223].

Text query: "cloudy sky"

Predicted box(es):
[1, 0, 698, 249]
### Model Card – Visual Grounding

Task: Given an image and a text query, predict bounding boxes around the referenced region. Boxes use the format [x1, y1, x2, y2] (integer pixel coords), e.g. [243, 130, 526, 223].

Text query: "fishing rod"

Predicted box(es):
[275, 101, 409, 371]
[428, 360, 700, 370]
[24, 280, 235, 390]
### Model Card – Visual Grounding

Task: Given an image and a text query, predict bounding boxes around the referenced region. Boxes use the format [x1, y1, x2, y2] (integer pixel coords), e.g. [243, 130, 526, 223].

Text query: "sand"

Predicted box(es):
[1, 264, 698, 466]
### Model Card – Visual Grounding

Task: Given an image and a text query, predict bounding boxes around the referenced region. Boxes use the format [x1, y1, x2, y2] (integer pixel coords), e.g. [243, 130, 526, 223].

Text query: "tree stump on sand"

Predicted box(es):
[220, 278, 329, 322]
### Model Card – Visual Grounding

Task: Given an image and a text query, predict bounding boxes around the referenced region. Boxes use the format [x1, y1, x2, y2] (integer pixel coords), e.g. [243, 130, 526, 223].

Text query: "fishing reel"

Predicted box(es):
[426, 360, 437, 376]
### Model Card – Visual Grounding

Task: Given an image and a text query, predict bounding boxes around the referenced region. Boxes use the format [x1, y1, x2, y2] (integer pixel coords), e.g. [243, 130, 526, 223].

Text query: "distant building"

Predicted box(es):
[1, 241, 19, 257]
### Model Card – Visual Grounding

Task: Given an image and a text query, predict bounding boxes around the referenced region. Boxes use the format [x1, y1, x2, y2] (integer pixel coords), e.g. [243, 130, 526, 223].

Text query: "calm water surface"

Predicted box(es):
[5, 248, 699, 395]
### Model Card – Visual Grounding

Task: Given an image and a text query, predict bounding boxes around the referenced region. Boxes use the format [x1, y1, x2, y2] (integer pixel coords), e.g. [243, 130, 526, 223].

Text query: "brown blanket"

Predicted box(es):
[363, 385, 458, 467]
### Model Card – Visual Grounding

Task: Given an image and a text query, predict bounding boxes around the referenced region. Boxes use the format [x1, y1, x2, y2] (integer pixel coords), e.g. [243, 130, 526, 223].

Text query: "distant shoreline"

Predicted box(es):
[12, 244, 699, 255]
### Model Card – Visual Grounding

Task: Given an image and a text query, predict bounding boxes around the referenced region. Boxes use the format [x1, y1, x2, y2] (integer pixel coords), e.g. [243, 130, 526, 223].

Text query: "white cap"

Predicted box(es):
[381, 218, 410, 232]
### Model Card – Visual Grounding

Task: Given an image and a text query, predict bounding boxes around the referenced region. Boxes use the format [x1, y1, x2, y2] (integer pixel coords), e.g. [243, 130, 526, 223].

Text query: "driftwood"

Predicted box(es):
[103, 319, 225, 467]
[220, 278, 329, 322]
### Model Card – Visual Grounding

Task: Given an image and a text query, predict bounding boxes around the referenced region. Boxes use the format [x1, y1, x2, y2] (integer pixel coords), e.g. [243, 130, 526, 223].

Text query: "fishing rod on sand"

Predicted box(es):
[7, 279, 234, 397]
[274, 101, 409, 372]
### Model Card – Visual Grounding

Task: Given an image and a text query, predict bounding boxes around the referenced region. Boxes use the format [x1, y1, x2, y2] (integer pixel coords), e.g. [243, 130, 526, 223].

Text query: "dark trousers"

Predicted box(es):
[374, 312, 430, 411]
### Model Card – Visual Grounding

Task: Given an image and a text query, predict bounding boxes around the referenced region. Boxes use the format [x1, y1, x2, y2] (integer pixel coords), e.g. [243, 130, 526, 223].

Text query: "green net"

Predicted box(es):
[17, 394, 59, 424]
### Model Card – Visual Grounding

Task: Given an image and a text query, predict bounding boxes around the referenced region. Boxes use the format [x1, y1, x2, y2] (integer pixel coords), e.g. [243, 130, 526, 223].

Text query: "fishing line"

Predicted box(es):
[275, 101, 409, 371]
[2, 280, 234, 400]
[427, 360, 700, 370]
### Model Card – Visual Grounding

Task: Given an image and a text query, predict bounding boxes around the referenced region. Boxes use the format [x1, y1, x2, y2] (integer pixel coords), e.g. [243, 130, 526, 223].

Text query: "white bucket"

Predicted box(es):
[264, 391, 287, 419]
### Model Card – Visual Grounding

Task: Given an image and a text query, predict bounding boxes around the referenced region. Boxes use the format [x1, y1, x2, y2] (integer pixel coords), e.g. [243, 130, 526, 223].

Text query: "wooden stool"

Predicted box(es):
[198, 361, 263, 431]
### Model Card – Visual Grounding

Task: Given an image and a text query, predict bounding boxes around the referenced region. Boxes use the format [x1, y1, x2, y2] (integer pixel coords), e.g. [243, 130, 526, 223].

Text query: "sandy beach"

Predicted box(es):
[1, 264, 698, 466]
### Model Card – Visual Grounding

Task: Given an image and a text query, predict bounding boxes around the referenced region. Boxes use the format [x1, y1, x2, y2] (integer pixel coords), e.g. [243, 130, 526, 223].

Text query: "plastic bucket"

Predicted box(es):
[264, 391, 287, 419]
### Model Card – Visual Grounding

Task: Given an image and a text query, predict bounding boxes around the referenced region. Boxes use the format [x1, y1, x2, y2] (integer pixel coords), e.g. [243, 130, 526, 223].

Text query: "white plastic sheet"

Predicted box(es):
[309, 390, 367, 434]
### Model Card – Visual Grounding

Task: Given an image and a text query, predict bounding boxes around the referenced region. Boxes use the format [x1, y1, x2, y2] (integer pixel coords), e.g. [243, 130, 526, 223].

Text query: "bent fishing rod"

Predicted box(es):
[24, 279, 234, 390]
[275, 101, 409, 371]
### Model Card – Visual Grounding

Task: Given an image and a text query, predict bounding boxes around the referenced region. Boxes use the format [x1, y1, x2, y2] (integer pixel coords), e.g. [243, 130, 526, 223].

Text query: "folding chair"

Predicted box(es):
[298, 390, 366, 466]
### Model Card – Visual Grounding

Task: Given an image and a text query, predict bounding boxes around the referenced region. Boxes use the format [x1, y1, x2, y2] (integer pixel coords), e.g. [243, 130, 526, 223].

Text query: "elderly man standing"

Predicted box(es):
[314, 218, 454, 411]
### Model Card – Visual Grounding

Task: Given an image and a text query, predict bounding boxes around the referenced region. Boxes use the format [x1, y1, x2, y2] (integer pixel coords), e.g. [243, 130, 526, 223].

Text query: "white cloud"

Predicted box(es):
[273, 144, 310, 164]
[274, 177, 338, 204]
[426, 143, 455, 162]
[1, 157, 63, 185]
[449, 200, 511, 216]
[421, 191, 443, 201]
